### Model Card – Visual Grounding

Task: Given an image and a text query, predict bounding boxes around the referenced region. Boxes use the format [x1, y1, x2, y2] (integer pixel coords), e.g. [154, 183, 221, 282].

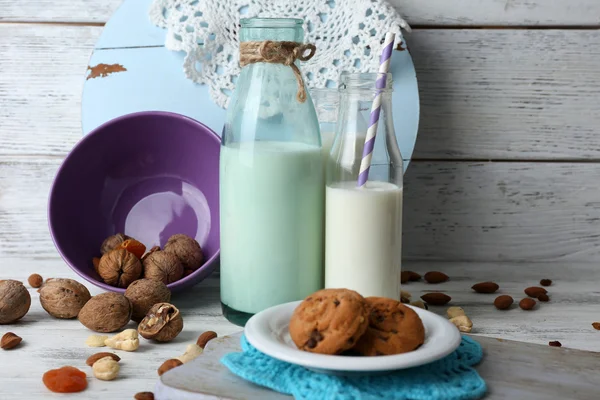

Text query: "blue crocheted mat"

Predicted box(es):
[221, 335, 486, 400]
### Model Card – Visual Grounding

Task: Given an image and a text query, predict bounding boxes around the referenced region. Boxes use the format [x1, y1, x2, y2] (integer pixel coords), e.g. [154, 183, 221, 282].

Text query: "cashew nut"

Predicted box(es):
[177, 344, 203, 364]
[400, 290, 412, 303]
[409, 300, 428, 310]
[449, 315, 473, 333]
[85, 335, 108, 347]
[92, 356, 120, 381]
[105, 329, 139, 351]
[446, 306, 466, 319]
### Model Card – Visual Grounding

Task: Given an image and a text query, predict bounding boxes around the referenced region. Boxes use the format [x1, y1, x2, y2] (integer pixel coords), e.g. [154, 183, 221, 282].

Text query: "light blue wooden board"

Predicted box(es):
[82, 0, 420, 168]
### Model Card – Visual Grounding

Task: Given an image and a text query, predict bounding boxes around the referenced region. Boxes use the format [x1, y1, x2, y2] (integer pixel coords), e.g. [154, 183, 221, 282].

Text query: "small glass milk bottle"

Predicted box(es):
[312, 88, 339, 178]
[220, 18, 324, 326]
[325, 72, 403, 300]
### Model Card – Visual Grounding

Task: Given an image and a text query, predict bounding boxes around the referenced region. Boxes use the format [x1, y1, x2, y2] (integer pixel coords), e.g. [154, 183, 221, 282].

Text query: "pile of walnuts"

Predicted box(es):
[96, 233, 204, 288]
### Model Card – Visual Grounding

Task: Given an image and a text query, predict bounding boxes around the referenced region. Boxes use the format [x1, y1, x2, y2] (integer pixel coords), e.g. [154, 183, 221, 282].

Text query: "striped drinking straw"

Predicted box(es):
[357, 32, 396, 188]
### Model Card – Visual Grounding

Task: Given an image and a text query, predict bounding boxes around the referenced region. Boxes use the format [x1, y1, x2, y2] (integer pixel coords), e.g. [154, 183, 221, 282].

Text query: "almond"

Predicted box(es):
[134, 392, 155, 400]
[421, 292, 451, 306]
[549, 341, 562, 347]
[592, 322, 600, 331]
[196, 331, 218, 349]
[471, 282, 499, 294]
[424, 271, 449, 284]
[524, 287, 547, 298]
[540, 279, 552, 287]
[519, 298, 536, 310]
[401, 271, 421, 283]
[158, 359, 183, 376]
[1, 332, 22, 350]
[28, 274, 43, 288]
[494, 295, 514, 310]
[537, 293, 549, 302]
[86, 352, 121, 366]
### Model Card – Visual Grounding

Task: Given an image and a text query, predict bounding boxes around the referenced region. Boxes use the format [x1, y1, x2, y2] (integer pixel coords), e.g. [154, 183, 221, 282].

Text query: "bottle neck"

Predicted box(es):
[240, 18, 304, 42]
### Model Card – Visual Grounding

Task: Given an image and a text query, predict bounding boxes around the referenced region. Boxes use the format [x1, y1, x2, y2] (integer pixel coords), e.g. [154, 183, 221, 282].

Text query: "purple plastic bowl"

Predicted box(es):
[48, 111, 221, 293]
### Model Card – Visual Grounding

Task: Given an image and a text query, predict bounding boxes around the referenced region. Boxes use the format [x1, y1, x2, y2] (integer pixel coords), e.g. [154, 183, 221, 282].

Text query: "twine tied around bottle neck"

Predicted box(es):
[239, 41, 317, 103]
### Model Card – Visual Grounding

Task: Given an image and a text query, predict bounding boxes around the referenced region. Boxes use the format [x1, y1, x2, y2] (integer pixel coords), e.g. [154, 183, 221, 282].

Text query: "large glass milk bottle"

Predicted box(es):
[325, 72, 403, 299]
[220, 18, 324, 326]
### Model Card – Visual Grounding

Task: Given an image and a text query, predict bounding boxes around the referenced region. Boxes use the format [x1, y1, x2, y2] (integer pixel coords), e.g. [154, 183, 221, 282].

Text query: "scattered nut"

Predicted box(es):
[592, 322, 600, 331]
[86, 352, 121, 367]
[409, 300, 428, 310]
[138, 303, 183, 342]
[86, 335, 108, 347]
[98, 249, 142, 288]
[39, 278, 91, 319]
[158, 359, 183, 376]
[549, 341, 562, 347]
[105, 329, 140, 351]
[178, 344, 203, 364]
[446, 306, 466, 319]
[79, 292, 132, 333]
[196, 331, 218, 349]
[537, 293, 550, 302]
[471, 282, 499, 294]
[142, 250, 183, 285]
[400, 290, 411, 304]
[494, 295, 514, 310]
[28, 274, 43, 288]
[524, 287, 547, 298]
[92, 356, 120, 381]
[519, 298, 536, 310]
[449, 315, 473, 333]
[400, 271, 410, 284]
[92, 258, 101, 274]
[141, 246, 161, 262]
[101, 233, 130, 255]
[540, 279, 552, 287]
[135, 392, 155, 400]
[125, 279, 171, 322]
[164, 234, 204, 275]
[421, 293, 451, 306]
[0, 280, 31, 324]
[423, 271, 449, 284]
[406, 271, 421, 281]
[1, 332, 22, 350]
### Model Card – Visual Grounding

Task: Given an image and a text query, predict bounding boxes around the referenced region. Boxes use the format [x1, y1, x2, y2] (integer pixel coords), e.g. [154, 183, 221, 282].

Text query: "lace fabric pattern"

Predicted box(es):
[149, 0, 411, 108]
[221, 335, 487, 400]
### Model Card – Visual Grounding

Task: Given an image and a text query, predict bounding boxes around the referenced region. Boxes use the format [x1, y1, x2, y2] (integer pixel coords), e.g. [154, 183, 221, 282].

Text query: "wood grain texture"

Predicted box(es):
[407, 29, 600, 160]
[391, 0, 600, 26]
[1, 0, 599, 26]
[2, 158, 600, 262]
[3, 25, 600, 160]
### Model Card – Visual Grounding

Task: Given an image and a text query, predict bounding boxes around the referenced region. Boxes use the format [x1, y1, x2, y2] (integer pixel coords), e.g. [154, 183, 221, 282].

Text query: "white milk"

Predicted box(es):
[325, 180, 402, 299]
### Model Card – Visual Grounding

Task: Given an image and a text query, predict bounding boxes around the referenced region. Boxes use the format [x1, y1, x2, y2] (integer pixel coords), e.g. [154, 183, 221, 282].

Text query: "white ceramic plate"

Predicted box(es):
[245, 301, 462, 375]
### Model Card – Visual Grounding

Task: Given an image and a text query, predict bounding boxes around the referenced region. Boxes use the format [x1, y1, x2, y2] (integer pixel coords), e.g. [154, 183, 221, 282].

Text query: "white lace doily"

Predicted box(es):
[149, 0, 410, 108]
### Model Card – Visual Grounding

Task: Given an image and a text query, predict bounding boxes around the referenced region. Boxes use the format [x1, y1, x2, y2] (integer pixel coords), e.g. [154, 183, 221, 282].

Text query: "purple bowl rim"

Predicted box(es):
[48, 111, 222, 293]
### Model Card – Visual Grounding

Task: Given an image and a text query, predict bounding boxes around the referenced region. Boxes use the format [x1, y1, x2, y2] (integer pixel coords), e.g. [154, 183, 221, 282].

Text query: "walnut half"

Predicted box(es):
[138, 303, 183, 342]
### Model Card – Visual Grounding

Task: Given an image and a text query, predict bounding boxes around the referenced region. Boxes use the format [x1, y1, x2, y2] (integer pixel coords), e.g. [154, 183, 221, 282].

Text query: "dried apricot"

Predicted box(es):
[43, 366, 87, 393]
[117, 239, 146, 259]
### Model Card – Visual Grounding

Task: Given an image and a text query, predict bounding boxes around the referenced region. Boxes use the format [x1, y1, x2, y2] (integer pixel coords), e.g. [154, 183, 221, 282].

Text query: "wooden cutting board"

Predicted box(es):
[155, 332, 600, 399]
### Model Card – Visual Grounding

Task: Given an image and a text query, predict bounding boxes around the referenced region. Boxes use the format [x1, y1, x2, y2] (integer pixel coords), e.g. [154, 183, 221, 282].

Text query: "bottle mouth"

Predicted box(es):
[240, 18, 303, 29]
[339, 72, 393, 92]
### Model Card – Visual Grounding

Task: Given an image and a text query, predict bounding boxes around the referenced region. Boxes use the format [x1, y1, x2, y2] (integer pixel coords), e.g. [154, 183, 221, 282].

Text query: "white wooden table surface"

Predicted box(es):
[2, 1, 600, 399]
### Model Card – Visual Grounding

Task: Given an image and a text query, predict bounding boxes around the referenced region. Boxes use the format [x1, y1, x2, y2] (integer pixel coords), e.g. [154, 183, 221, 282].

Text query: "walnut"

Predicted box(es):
[98, 249, 142, 288]
[142, 251, 183, 285]
[124, 279, 171, 322]
[0, 280, 31, 324]
[163, 234, 204, 274]
[39, 278, 91, 319]
[78, 292, 132, 333]
[100, 233, 130, 255]
[138, 303, 183, 342]
[141, 246, 160, 262]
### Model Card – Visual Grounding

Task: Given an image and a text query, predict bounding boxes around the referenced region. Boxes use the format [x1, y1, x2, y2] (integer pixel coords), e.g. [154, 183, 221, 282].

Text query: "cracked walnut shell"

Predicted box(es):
[124, 279, 171, 322]
[98, 249, 142, 288]
[164, 234, 204, 273]
[138, 303, 183, 342]
[39, 278, 91, 319]
[78, 292, 132, 333]
[142, 251, 183, 285]
[0, 280, 31, 324]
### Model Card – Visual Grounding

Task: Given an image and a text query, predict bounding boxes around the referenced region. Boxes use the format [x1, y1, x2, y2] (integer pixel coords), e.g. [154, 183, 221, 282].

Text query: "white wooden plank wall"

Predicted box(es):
[1, 0, 600, 267]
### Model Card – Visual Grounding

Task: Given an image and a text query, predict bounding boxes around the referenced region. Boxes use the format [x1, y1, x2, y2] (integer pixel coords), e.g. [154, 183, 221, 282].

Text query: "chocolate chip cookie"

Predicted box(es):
[352, 297, 425, 356]
[289, 289, 369, 355]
